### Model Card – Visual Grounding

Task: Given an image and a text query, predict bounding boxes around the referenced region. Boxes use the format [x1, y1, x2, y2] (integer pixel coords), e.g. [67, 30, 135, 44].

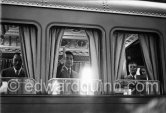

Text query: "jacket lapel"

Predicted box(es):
[11, 67, 17, 77]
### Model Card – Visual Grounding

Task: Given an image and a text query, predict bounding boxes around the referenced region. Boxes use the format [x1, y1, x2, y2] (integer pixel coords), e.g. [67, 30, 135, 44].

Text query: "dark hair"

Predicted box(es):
[65, 51, 74, 57]
[139, 67, 147, 75]
[14, 52, 21, 56]
[128, 61, 137, 66]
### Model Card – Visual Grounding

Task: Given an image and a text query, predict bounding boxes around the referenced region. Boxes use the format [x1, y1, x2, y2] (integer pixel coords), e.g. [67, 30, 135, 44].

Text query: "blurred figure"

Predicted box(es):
[138, 67, 148, 80]
[132, 98, 166, 113]
[136, 67, 149, 95]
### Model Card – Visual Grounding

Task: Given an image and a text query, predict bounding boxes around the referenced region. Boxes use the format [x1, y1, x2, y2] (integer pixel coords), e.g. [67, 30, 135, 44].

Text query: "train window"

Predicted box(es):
[0, 23, 37, 95]
[0, 24, 103, 96]
[111, 31, 162, 96]
[47, 27, 102, 95]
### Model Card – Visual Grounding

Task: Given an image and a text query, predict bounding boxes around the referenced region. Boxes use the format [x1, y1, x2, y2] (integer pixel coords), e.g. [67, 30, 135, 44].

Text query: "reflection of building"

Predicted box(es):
[0, 25, 21, 53]
[0, 25, 21, 70]
[59, 29, 90, 72]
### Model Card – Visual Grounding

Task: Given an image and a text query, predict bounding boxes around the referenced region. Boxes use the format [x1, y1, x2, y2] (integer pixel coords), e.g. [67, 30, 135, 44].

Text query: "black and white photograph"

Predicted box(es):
[0, 0, 166, 113]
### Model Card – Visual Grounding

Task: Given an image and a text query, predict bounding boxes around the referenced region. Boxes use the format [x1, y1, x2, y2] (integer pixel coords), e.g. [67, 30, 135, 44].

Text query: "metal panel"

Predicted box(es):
[1, 0, 166, 18]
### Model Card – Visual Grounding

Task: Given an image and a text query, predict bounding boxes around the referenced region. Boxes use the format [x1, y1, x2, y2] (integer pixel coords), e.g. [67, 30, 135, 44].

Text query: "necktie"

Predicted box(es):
[68, 68, 71, 78]
[16, 70, 19, 76]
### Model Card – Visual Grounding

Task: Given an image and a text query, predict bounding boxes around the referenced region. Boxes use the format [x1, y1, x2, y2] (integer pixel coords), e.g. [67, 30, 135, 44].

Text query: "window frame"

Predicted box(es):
[46, 23, 106, 96]
[0, 20, 41, 95]
[109, 27, 164, 96]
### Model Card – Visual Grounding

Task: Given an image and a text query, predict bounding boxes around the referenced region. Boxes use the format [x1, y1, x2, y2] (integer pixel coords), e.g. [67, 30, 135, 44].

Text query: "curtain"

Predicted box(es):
[1, 25, 9, 35]
[160, 36, 166, 94]
[85, 30, 100, 79]
[139, 34, 158, 80]
[20, 26, 64, 93]
[46, 27, 64, 80]
[110, 32, 128, 82]
[20, 25, 38, 79]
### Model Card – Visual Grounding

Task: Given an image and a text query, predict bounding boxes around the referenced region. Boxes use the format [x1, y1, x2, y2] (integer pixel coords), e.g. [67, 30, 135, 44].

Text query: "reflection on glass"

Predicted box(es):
[114, 31, 161, 96]
[47, 78, 101, 96]
[0, 78, 36, 94]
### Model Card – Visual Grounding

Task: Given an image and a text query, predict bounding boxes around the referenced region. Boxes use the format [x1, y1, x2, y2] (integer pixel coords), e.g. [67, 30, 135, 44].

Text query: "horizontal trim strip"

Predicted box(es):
[1, 0, 166, 18]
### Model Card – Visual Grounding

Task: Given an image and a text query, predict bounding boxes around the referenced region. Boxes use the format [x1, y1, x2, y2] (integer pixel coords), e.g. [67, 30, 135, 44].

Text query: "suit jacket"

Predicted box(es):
[123, 74, 138, 89]
[124, 74, 147, 95]
[125, 74, 139, 80]
[56, 63, 78, 78]
[136, 75, 147, 80]
[1, 67, 27, 79]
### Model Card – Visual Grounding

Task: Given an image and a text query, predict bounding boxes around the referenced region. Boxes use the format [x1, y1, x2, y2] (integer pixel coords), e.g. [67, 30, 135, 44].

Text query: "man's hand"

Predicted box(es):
[59, 47, 66, 64]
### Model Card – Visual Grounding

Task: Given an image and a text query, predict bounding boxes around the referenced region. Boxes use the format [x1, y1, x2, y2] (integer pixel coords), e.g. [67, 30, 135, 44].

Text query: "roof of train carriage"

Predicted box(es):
[1, 0, 166, 18]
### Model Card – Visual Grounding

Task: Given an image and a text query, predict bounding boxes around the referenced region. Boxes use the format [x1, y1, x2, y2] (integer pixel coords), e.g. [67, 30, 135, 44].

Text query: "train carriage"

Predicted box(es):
[0, 0, 166, 113]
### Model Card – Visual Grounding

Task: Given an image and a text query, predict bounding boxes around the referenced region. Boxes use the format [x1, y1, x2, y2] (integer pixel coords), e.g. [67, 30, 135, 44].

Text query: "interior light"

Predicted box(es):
[79, 66, 96, 95]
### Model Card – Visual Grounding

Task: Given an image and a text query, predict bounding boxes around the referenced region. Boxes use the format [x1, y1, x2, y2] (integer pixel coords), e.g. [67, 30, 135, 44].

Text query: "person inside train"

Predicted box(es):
[0, 53, 27, 94]
[56, 51, 78, 78]
[138, 67, 148, 80]
[125, 62, 138, 80]
[135, 67, 149, 95]
[122, 62, 139, 95]
[125, 62, 149, 95]
[0, 53, 27, 79]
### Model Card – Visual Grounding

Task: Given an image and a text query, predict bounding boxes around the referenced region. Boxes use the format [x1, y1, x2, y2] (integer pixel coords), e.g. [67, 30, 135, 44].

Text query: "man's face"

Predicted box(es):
[129, 63, 137, 75]
[13, 55, 22, 70]
[140, 68, 147, 75]
[64, 54, 73, 68]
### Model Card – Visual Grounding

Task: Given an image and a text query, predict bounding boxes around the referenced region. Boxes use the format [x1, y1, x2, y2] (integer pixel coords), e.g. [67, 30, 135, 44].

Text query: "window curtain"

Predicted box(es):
[85, 30, 100, 79]
[139, 34, 158, 80]
[110, 31, 128, 82]
[160, 36, 166, 94]
[20, 25, 38, 79]
[46, 27, 64, 80]
[20, 26, 64, 93]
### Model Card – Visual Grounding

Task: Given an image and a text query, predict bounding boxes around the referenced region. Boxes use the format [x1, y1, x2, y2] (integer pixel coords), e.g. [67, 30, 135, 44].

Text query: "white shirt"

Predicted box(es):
[128, 74, 137, 80]
[63, 66, 71, 72]
[13, 67, 22, 75]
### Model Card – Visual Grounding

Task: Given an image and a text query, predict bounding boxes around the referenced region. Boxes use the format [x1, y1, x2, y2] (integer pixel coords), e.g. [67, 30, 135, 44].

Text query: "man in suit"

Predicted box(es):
[125, 62, 148, 95]
[123, 62, 139, 95]
[56, 51, 78, 78]
[48, 51, 78, 95]
[126, 62, 138, 80]
[0, 53, 27, 79]
[0, 53, 27, 94]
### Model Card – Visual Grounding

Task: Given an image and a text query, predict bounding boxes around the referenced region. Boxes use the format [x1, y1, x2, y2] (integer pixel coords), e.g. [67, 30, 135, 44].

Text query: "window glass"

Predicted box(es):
[48, 27, 102, 95]
[0, 24, 36, 95]
[111, 31, 161, 96]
